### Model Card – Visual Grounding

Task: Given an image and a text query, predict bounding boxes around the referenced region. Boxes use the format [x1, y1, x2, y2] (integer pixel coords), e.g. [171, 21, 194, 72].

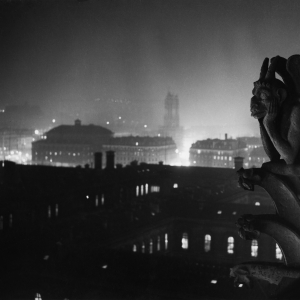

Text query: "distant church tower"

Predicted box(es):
[164, 92, 180, 128]
[160, 92, 183, 152]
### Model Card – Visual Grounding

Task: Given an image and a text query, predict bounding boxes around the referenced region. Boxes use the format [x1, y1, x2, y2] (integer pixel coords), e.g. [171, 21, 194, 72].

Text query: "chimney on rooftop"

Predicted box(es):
[94, 152, 102, 170]
[225, 133, 228, 140]
[234, 156, 244, 170]
[106, 151, 115, 170]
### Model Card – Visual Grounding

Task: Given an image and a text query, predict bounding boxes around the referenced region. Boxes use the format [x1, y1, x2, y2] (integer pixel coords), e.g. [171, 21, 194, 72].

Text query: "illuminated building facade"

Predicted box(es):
[103, 136, 177, 166]
[189, 135, 247, 168]
[238, 136, 262, 150]
[247, 146, 269, 168]
[0, 128, 34, 164]
[31, 119, 113, 167]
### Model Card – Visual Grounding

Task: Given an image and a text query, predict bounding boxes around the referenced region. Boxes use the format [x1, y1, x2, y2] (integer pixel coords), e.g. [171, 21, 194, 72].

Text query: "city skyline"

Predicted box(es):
[1, 0, 300, 137]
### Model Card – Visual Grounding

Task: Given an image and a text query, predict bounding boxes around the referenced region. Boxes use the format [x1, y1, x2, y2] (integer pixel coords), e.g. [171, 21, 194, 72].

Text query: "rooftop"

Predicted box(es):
[191, 138, 246, 150]
[47, 123, 113, 137]
[104, 136, 176, 147]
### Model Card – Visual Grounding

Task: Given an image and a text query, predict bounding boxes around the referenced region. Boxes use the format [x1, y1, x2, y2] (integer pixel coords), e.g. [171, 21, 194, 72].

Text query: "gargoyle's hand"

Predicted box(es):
[264, 97, 279, 123]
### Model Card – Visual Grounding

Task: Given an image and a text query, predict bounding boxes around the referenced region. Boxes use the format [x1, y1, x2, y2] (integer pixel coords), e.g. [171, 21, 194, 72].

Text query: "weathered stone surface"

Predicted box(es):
[235, 55, 300, 293]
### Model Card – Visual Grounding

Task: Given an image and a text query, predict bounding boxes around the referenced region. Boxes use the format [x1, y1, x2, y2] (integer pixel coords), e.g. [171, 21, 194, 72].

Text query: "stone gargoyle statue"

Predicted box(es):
[233, 55, 300, 293]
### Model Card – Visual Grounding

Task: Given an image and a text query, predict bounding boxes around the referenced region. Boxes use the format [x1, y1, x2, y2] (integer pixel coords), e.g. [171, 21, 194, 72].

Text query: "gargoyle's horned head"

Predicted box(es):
[250, 56, 287, 119]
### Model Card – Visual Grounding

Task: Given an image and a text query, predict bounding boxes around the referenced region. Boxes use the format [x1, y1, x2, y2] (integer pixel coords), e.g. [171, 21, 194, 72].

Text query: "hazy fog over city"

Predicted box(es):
[4, 1, 300, 299]
[2, 0, 300, 139]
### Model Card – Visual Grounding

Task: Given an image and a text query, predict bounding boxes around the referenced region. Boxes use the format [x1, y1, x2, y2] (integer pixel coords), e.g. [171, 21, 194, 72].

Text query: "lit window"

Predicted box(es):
[141, 242, 145, 253]
[213, 156, 216, 159]
[276, 243, 283, 260]
[173, 183, 178, 188]
[149, 239, 153, 254]
[145, 183, 149, 194]
[255, 202, 260, 206]
[211, 280, 217, 284]
[133, 244, 137, 252]
[217, 210, 222, 214]
[95, 195, 99, 207]
[251, 240, 258, 257]
[157, 236, 161, 251]
[197, 150, 201, 154]
[55, 204, 58, 217]
[232, 211, 237, 215]
[182, 232, 188, 249]
[165, 233, 168, 250]
[35, 293, 42, 300]
[229, 157, 232, 161]
[141, 185, 144, 196]
[48, 206, 51, 218]
[101, 194, 105, 205]
[151, 186, 160, 193]
[227, 237, 234, 254]
[204, 234, 211, 252]
[136, 186, 139, 197]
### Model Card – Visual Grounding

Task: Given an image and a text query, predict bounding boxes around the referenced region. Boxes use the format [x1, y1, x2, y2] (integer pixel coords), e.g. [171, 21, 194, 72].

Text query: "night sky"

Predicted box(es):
[1, 0, 300, 137]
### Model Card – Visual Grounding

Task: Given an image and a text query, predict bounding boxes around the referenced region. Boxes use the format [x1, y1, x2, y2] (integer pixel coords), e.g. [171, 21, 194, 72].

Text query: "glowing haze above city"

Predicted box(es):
[1, 0, 300, 140]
